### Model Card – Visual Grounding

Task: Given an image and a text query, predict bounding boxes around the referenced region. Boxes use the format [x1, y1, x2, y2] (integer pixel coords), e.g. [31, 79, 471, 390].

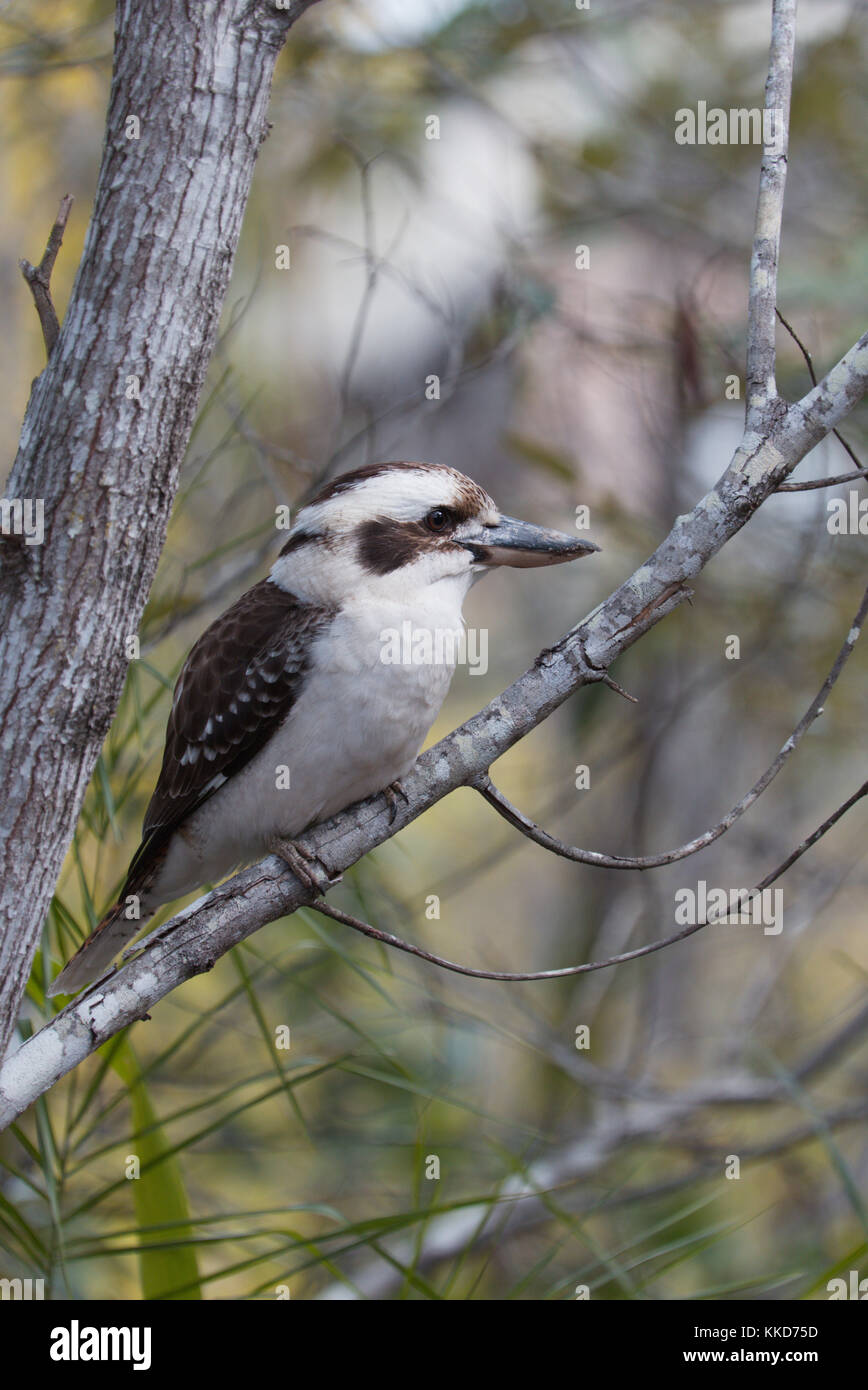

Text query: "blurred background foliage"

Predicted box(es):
[1, 0, 867, 1300]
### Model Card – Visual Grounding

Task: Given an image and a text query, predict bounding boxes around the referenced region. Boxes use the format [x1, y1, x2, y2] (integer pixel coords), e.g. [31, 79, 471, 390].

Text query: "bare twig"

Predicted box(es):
[777, 469, 868, 492]
[305, 779, 867, 985]
[473, 581, 868, 872]
[745, 0, 796, 429]
[776, 307, 819, 387]
[755, 779, 868, 888]
[775, 308, 866, 484]
[600, 673, 639, 704]
[18, 194, 74, 359]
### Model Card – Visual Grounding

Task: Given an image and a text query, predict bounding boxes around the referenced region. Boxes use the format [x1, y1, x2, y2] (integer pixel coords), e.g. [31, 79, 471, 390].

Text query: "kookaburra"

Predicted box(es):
[49, 461, 597, 996]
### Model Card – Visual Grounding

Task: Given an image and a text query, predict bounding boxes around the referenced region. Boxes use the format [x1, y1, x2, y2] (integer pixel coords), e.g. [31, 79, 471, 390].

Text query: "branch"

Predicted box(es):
[745, 0, 796, 429]
[18, 194, 74, 359]
[472, 580, 868, 870]
[309, 773, 865, 982]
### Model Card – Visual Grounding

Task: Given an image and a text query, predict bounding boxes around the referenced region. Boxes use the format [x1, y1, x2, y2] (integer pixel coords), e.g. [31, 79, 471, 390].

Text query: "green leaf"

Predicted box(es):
[111, 1040, 202, 1301]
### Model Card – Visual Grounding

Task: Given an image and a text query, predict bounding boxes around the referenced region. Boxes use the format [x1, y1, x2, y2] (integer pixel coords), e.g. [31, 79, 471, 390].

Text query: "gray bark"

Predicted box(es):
[745, 0, 796, 429]
[0, 0, 319, 1061]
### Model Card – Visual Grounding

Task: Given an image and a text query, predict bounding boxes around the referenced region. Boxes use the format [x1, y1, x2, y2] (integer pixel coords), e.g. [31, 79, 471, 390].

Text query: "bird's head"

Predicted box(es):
[270, 461, 598, 606]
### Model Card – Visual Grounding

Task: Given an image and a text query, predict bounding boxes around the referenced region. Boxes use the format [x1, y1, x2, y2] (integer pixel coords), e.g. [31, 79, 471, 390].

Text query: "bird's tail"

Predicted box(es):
[47, 898, 151, 998]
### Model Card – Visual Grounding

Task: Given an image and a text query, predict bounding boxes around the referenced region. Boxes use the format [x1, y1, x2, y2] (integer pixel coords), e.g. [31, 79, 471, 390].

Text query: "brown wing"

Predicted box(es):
[125, 579, 335, 885]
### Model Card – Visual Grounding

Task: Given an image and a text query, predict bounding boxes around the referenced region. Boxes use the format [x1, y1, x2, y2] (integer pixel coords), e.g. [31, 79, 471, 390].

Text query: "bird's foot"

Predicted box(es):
[268, 836, 341, 896]
[382, 779, 410, 824]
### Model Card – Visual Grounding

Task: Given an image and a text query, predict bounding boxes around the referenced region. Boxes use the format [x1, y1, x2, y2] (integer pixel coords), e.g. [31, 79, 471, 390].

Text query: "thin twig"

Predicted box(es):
[777, 469, 868, 492]
[756, 780, 868, 888]
[309, 780, 867, 983]
[601, 673, 639, 704]
[775, 308, 866, 481]
[776, 308, 819, 386]
[19, 194, 74, 359]
[473, 582, 868, 872]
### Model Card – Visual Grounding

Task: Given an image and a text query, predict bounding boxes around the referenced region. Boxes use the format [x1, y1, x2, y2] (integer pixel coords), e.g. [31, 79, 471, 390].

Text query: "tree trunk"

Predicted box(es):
[0, 0, 319, 1060]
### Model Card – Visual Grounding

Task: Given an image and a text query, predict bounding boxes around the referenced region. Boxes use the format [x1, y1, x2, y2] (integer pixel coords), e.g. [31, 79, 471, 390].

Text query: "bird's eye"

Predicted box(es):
[425, 507, 453, 533]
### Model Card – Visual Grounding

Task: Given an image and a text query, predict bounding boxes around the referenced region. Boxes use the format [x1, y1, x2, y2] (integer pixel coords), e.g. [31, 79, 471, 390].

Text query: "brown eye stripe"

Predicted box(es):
[356, 518, 432, 575]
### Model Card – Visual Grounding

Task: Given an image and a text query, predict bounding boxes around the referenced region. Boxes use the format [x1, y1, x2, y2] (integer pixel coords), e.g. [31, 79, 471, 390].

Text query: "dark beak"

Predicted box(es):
[460, 515, 599, 569]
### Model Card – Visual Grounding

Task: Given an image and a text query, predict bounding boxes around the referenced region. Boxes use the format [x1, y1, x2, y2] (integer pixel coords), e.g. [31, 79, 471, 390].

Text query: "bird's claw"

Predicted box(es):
[382, 779, 410, 824]
[268, 837, 341, 896]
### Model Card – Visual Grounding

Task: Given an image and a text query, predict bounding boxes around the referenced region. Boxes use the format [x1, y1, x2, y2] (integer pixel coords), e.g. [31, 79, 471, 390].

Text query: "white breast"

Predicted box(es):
[152, 579, 469, 902]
